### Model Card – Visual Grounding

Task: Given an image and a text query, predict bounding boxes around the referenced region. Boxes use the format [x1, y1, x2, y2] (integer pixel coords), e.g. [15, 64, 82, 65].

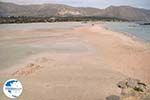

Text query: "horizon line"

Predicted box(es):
[0, 1, 150, 10]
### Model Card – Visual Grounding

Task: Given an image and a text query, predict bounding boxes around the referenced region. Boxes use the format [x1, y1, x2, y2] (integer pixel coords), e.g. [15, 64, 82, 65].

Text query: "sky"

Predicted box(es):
[1, 0, 150, 9]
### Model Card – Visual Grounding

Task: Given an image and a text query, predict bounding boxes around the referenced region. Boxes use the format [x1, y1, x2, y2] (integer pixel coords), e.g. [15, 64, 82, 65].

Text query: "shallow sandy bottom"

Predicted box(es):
[0, 22, 150, 100]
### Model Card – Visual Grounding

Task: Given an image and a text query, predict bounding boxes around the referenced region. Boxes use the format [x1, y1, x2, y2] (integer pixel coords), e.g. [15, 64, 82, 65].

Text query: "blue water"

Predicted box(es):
[105, 22, 150, 42]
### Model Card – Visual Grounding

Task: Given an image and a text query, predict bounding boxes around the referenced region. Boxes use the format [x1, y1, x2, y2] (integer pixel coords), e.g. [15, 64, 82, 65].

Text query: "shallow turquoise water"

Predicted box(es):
[0, 22, 82, 30]
[0, 22, 87, 70]
[105, 22, 150, 42]
[0, 45, 44, 70]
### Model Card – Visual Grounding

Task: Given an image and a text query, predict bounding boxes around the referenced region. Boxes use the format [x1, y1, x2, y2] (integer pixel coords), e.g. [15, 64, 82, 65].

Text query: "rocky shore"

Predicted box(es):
[118, 78, 150, 100]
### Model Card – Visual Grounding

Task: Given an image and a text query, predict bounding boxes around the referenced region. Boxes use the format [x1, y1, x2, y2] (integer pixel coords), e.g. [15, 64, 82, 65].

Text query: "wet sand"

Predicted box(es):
[0, 22, 150, 100]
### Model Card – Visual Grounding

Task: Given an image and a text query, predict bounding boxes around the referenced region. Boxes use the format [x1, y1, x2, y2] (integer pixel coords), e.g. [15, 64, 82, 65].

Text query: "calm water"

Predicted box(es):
[0, 22, 149, 70]
[105, 22, 150, 42]
[0, 22, 84, 70]
[0, 22, 83, 30]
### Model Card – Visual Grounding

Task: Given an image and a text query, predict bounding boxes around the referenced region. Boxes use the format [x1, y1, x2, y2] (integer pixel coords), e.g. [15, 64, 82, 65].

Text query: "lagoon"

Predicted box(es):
[105, 22, 150, 42]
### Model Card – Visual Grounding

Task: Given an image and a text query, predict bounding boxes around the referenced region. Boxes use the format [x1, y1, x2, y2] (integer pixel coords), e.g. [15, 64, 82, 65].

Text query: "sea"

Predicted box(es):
[0, 22, 84, 70]
[105, 22, 150, 42]
[0, 22, 149, 70]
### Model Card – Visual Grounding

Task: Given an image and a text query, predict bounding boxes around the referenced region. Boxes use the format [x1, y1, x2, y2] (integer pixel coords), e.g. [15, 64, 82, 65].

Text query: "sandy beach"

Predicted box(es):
[0, 22, 150, 100]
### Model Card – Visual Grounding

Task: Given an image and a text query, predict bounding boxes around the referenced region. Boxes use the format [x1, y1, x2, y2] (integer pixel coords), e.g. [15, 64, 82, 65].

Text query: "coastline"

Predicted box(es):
[102, 22, 150, 45]
[0, 22, 150, 100]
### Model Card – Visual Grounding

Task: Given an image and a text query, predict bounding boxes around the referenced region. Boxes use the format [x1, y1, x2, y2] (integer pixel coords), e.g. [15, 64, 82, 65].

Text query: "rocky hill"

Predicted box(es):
[0, 2, 150, 21]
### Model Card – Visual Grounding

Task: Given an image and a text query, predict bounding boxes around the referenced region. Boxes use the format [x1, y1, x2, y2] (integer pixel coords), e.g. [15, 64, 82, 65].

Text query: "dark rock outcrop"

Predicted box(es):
[117, 78, 150, 100]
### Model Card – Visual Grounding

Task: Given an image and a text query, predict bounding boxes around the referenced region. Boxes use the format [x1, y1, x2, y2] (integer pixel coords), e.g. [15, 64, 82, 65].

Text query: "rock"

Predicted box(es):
[117, 78, 150, 100]
[117, 78, 147, 92]
[106, 95, 120, 100]
[126, 78, 140, 88]
[117, 80, 127, 89]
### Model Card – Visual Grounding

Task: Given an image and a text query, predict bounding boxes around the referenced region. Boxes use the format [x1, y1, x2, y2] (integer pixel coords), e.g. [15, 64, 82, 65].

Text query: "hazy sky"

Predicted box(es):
[1, 0, 150, 9]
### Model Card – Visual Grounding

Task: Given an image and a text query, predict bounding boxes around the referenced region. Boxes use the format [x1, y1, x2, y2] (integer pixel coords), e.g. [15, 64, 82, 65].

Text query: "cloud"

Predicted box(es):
[0, 0, 55, 4]
[1, 0, 150, 9]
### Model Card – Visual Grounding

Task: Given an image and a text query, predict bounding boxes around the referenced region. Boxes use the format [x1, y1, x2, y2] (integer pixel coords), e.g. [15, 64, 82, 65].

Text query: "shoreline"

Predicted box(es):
[1, 22, 150, 80]
[1, 23, 149, 80]
[75, 23, 150, 82]
[102, 22, 150, 45]
[0, 22, 150, 100]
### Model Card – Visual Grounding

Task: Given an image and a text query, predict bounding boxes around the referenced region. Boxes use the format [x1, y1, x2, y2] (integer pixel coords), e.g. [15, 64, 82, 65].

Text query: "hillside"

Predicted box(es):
[0, 2, 150, 21]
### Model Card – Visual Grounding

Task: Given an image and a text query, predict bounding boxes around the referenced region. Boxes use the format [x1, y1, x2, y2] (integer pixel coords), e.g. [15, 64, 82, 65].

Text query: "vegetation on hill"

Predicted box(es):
[0, 16, 128, 24]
